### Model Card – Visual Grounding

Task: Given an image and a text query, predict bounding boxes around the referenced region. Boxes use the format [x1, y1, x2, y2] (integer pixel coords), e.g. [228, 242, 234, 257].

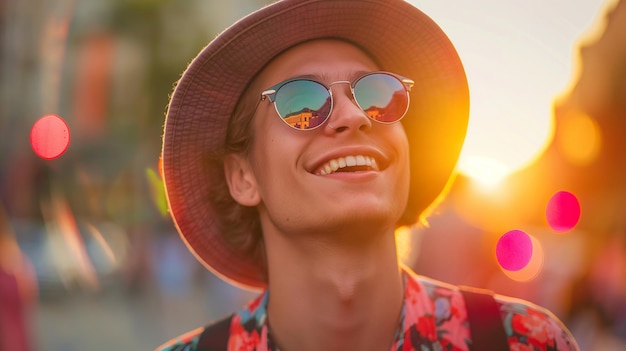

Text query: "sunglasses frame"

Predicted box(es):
[260, 71, 414, 130]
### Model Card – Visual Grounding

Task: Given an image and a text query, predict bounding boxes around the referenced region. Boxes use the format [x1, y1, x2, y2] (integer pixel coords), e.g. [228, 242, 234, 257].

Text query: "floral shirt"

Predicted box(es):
[155, 268, 579, 351]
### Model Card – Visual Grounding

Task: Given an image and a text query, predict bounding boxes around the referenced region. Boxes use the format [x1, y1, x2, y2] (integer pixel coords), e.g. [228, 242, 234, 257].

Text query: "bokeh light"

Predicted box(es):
[546, 191, 581, 232]
[2, 1, 621, 350]
[30, 114, 71, 160]
[558, 110, 601, 166]
[502, 234, 545, 282]
[496, 229, 534, 271]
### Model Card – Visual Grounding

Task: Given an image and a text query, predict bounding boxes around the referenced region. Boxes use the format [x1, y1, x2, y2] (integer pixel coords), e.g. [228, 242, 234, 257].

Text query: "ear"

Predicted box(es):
[223, 153, 261, 207]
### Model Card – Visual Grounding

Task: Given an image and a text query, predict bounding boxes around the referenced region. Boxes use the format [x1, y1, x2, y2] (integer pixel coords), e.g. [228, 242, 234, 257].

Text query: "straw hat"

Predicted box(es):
[162, 0, 469, 290]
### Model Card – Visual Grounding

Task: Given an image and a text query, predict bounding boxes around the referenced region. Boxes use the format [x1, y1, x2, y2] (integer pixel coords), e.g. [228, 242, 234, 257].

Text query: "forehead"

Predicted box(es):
[254, 39, 380, 87]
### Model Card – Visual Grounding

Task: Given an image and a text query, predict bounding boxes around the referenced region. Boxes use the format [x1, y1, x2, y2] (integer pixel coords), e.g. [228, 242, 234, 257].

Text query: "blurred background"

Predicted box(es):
[0, 0, 625, 350]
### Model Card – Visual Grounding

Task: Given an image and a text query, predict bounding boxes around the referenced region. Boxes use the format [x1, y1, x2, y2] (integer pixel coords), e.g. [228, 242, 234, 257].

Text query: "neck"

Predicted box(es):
[264, 227, 404, 351]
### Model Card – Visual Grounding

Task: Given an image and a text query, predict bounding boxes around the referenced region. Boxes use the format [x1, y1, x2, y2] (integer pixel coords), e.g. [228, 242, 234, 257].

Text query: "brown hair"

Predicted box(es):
[205, 78, 267, 277]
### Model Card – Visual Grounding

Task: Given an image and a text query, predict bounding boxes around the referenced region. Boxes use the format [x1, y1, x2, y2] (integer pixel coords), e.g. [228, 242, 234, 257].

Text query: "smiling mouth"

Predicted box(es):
[315, 155, 380, 175]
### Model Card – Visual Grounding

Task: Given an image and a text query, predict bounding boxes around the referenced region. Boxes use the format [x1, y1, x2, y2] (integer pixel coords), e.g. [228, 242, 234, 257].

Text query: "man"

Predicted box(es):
[156, 1, 579, 350]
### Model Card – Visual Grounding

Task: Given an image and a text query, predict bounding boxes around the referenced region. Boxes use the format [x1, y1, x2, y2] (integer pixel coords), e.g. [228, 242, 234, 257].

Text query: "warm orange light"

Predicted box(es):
[458, 156, 510, 189]
[451, 176, 532, 235]
[558, 110, 601, 166]
[416, 0, 611, 186]
[395, 225, 417, 265]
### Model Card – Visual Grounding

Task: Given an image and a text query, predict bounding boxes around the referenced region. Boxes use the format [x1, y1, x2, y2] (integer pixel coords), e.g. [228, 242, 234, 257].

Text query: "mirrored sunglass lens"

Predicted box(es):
[354, 74, 408, 123]
[275, 80, 331, 130]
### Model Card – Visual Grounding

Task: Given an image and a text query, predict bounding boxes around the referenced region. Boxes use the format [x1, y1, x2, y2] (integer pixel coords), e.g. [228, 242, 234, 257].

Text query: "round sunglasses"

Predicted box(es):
[260, 72, 414, 130]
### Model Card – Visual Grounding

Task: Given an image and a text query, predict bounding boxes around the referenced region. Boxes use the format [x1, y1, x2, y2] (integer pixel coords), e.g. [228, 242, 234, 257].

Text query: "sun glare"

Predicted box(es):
[413, 0, 610, 183]
[457, 155, 510, 188]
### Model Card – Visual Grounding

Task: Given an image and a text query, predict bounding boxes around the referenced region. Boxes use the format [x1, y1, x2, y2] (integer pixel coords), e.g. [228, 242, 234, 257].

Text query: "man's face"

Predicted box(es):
[229, 39, 410, 238]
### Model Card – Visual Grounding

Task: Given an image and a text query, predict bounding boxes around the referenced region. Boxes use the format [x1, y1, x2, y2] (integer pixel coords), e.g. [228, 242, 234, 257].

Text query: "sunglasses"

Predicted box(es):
[260, 71, 414, 130]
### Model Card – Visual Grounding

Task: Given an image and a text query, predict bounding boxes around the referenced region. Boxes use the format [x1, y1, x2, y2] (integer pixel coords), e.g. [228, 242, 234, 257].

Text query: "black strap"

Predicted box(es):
[197, 314, 232, 351]
[460, 286, 510, 351]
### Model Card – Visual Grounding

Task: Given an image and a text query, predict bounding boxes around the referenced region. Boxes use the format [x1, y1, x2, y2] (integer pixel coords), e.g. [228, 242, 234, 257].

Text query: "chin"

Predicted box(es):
[332, 206, 402, 233]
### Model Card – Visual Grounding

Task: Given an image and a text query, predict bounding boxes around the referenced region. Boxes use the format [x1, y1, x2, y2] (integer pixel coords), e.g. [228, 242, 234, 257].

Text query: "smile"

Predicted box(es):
[315, 155, 379, 175]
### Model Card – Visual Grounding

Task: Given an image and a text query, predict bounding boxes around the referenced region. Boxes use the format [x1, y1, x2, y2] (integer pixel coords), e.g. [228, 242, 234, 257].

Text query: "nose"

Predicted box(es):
[325, 83, 372, 133]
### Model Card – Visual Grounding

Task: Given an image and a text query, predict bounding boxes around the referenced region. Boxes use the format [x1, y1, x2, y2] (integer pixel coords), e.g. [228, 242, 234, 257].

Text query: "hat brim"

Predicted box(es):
[162, 0, 469, 290]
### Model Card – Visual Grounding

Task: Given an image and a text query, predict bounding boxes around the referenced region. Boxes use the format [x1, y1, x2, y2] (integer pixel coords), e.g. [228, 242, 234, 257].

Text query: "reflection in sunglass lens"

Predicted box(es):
[275, 80, 331, 130]
[354, 74, 408, 123]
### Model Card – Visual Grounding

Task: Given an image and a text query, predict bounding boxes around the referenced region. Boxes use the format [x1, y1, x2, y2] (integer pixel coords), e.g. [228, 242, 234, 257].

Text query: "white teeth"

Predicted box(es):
[323, 164, 332, 175]
[346, 156, 356, 167]
[316, 155, 379, 175]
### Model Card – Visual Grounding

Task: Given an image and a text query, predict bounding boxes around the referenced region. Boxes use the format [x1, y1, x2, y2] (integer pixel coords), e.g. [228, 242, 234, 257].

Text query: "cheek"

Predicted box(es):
[249, 126, 297, 192]
[392, 124, 410, 160]
[249, 109, 280, 177]
[394, 127, 412, 191]
[400, 147, 411, 190]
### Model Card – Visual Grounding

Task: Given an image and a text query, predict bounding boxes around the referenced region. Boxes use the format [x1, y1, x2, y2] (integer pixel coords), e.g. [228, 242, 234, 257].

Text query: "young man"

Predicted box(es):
[157, 0, 580, 350]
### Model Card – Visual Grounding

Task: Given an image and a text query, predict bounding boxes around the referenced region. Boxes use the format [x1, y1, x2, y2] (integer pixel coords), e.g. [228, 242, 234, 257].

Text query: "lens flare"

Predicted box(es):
[30, 114, 70, 160]
[502, 234, 544, 282]
[546, 191, 581, 233]
[496, 230, 533, 271]
[458, 155, 510, 188]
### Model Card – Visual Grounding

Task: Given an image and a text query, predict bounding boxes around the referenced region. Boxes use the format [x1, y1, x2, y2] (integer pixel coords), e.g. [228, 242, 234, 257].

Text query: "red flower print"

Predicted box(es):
[511, 308, 556, 351]
[512, 314, 530, 335]
[228, 315, 257, 351]
[440, 337, 466, 351]
[228, 326, 261, 351]
[416, 316, 437, 341]
[510, 337, 534, 351]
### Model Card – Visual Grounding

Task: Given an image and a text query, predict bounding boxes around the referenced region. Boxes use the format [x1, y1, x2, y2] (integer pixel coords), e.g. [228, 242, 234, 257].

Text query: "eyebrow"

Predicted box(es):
[293, 70, 371, 84]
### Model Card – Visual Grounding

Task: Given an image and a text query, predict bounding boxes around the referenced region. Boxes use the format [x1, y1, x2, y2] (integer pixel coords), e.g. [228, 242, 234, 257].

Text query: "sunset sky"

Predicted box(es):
[412, 0, 613, 185]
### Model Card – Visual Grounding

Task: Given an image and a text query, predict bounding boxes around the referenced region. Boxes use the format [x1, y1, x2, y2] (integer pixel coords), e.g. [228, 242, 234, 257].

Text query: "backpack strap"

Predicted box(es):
[196, 314, 232, 351]
[460, 286, 510, 351]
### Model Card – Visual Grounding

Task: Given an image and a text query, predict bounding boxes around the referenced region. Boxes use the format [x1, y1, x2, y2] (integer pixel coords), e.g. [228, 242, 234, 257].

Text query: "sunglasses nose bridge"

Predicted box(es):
[325, 81, 373, 131]
[327, 80, 356, 106]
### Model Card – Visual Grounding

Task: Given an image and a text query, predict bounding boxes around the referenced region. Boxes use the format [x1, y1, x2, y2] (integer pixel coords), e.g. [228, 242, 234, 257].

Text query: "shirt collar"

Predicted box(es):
[230, 268, 426, 351]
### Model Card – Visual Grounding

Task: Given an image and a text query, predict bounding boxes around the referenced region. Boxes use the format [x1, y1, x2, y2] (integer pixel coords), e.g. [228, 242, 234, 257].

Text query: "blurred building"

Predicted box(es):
[1, 1, 265, 350]
[411, 1, 626, 349]
[2, 0, 625, 350]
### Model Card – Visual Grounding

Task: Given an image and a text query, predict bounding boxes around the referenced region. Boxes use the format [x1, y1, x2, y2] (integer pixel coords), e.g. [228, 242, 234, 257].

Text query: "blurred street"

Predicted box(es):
[30, 236, 257, 351]
[2, 0, 626, 350]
